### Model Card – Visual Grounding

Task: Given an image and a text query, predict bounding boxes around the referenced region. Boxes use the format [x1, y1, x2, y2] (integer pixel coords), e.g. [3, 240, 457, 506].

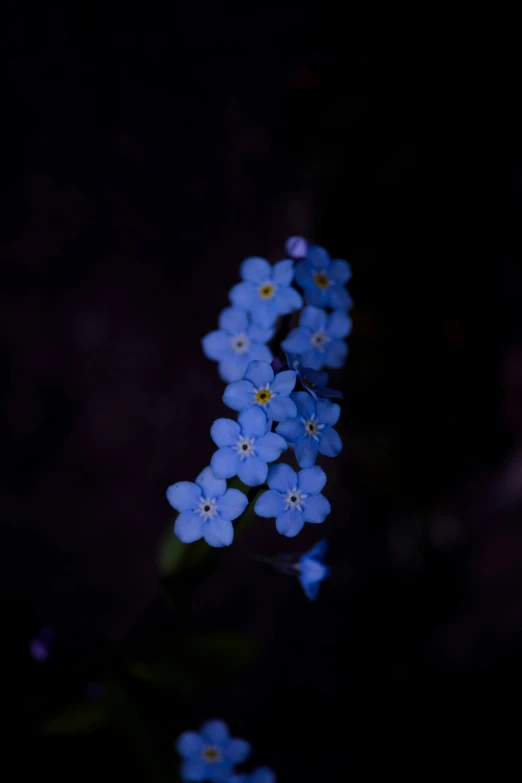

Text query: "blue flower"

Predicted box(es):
[295, 243, 353, 310]
[285, 353, 342, 400]
[167, 467, 248, 547]
[229, 256, 303, 328]
[223, 360, 297, 422]
[202, 308, 274, 383]
[275, 391, 342, 468]
[254, 463, 331, 537]
[230, 767, 276, 783]
[285, 235, 308, 260]
[211, 407, 287, 486]
[176, 719, 251, 782]
[281, 306, 352, 371]
[297, 539, 330, 600]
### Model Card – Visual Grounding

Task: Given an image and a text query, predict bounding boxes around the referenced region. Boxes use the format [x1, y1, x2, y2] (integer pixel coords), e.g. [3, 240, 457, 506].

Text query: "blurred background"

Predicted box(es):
[2, 5, 522, 780]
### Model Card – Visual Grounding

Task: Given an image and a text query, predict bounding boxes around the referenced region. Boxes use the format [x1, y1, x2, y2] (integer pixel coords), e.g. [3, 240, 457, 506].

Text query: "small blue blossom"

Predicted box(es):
[281, 306, 352, 371]
[285, 235, 308, 260]
[285, 352, 342, 400]
[254, 463, 331, 537]
[295, 243, 353, 310]
[275, 392, 342, 468]
[211, 407, 287, 486]
[176, 719, 251, 782]
[230, 767, 276, 783]
[223, 360, 297, 422]
[229, 256, 303, 328]
[202, 308, 274, 383]
[297, 539, 330, 600]
[167, 467, 248, 547]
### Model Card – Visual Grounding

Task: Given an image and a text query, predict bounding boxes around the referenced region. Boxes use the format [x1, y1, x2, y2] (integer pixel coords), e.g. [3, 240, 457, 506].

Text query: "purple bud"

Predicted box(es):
[285, 235, 308, 260]
[271, 357, 284, 373]
[29, 639, 49, 661]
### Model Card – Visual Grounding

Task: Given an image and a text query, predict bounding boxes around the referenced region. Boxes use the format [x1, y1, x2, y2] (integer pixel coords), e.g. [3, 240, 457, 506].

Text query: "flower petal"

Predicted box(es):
[307, 244, 331, 270]
[274, 285, 302, 314]
[240, 256, 272, 283]
[304, 285, 329, 308]
[307, 538, 329, 559]
[299, 348, 324, 371]
[218, 307, 249, 335]
[276, 509, 306, 537]
[254, 488, 284, 518]
[329, 285, 353, 311]
[303, 493, 331, 523]
[297, 466, 327, 495]
[317, 426, 342, 457]
[176, 732, 205, 759]
[300, 305, 328, 332]
[219, 354, 250, 383]
[250, 768, 277, 783]
[250, 301, 278, 328]
[299, 575, 321, 601]
[247, 323, 274, 343]
[229, 281, 256, 311]
[291, 390, 316, 419]
[324, 339, 348, 369]
[166, 481, 201, 512]
[238, 456, 268, 486]
[255, 432, 287, 462]
[281, 327, 311, 354]
[266, 395, 297, 422]
[223, 380, 255, 411]
[272, 259, 294, 286]
[271, 369, 297, 396]
[244, 360, 274, 388]
[285, 236, 308, 259]
[217, 488, 248, 521]
[174, 510, 204, 543]
[275, 417, 303, 443]
[247, 343, 273, 364]
[295, 438, 319, 468]
[294, 259, 313, 288]
[225, 738, 252, 764]
[238, 406, 269, 438]
[211, 447, 241, 479]
[327, 310, 352, 339]
[200, 720, 230, 744]
[195, 466, 227, 498]
[210, 418, 241, 448]
[267, 462, 297, 492]
[203, 517, 234, 547]
[316, 399, 341, 427]
[202, 330, 230, 361]
[180, 758, 206, 782]
[329, 259, 352, 284]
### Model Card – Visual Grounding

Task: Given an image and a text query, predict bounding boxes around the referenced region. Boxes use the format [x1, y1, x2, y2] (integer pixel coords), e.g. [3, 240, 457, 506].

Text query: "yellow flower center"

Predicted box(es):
[202, 747, 221, 763]
[314, 272, 329, 289]
[259, 283, 275, 299]
[255, 388, 272, 404]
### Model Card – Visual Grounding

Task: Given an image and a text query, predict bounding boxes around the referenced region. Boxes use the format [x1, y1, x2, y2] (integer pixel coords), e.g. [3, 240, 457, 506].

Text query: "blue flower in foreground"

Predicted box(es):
[297, 539, 330, 600]
[285, 352, 342, 400]
[167, 467, 248, 547]
[211, 407, 287, 486]
[282, 306, 352, 371]
[230, 767, 277, 783]
[295, 243, 353, 310]
[202, 308, 274, 383]
[223, 360, 297, 422]
[176, 719, 251, 782]
[276, 392, 342, 468]
[229, 256, 302, 328]
[254, 463, 331, 537]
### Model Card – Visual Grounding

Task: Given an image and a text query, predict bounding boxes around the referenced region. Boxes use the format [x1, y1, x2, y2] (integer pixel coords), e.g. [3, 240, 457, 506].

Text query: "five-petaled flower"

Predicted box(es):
[230, 768, 277, 783]
[282, 306, 352, 371]
[296, 539, 330, 601]
[276, 392, 342, 468]
[202, 308, 274, 383]
[285, 353, 342, 400]
[295, 243, 352, 310]
[167, 467, 248, 547]
[229, 256, 302, 328]
[176, 719, 251, 782]
[211, 407, 287, 486]
[254, 463, 331, 537]
[223, 360, 297, 422]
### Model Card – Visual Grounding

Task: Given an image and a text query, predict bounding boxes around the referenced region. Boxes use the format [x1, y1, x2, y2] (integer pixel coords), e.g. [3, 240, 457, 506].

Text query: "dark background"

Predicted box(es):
[2, 6, 522, 780]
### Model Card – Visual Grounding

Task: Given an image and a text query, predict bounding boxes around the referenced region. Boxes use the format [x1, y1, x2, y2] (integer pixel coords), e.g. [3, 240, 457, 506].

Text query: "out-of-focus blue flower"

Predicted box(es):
[223, 360, 297, 422]
[167, 467, 248, 547]
[176, 719, 251, 782]
[297, 539, 330, 600]
[275, 392, 342, 468]
[295, 243, 352, 310]
[285, 235, 308, 260]
[282, 306, 352, 371]
[29, 627, 55, 662]
[229, 257, 302, 328]
[254, 463, 330, 537]
[285, 353, 342, 400]
[210, 407, 287, 486]
[230, 767, 276, 783]
[202, 308, 274, 383]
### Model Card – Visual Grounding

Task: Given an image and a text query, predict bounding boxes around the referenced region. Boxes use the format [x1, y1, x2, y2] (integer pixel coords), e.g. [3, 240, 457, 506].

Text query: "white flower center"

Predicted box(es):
[301, 413, 325, 442]
[253, 383, 277, 406]
[235, 435, 256, 460]
[283, 486, 308, 512]
[197, 496, 218, 521]
[231, 332, 250, 354]
[310, 329, 331, 352]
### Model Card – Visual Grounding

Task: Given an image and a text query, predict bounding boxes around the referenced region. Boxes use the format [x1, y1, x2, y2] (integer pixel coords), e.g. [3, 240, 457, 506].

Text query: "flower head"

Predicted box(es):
[211, 407, 287, 486]
[230, 767, 277, 783]
[229, 257, 302, 328]
[295, 243, 352, 310]
[223, 360, 297, 422]
[296, 539, 330, 600]
[202, 308, 274, 383]
[176, 719, 251, 782]
[254, 463, 331, 537]
[281, 306, 352, 371]
[275, 392, 342, 468]
[167, 467, 248, 547]
[285, 353, 342, 400]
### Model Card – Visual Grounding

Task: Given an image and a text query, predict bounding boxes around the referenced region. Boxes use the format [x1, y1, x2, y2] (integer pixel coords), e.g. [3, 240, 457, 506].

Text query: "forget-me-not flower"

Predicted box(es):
[276, 391, 342, 468]
[223, 360, 297, 422]
[285, 352, 342, 400]
[202, 308, 274, 383]
[167, 467, 248, 547]
[281, 305, 352, 371]
[295, 243, 353, 310]
[254, 463, 331, 537]
[296, 539, 330, 600]
[211, 407, 287, 486]
[176, 719, 251, 782]
[230, 768, 276, 783]
[229, 256, 302, 328]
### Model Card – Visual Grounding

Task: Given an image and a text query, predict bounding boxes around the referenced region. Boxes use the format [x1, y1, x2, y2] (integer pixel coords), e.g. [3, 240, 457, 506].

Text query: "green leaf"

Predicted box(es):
[41, 700, 106, 735]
